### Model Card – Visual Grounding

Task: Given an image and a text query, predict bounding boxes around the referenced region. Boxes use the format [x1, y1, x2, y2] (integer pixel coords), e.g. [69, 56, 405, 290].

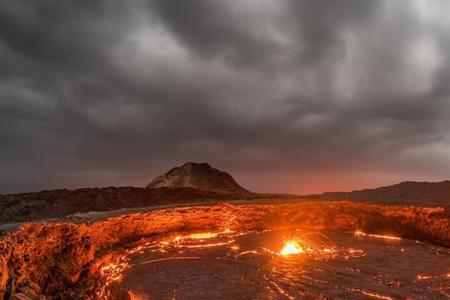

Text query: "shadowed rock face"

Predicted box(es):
[147, 162, 250, 194]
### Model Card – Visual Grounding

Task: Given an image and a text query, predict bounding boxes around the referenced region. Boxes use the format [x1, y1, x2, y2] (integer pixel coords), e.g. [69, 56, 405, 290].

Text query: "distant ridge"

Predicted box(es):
[147, 162, 250, 195]
[319, 180, 450, 205]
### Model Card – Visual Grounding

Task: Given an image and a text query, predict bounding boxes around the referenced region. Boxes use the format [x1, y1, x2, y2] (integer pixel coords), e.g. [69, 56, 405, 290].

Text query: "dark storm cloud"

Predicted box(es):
[0, 0, 449, 194]
[148, 0, 276, 66]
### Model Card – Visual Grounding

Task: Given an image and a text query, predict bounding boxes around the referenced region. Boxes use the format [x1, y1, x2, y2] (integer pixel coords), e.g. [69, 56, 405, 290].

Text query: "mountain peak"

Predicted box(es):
[147, 162, 250, 194]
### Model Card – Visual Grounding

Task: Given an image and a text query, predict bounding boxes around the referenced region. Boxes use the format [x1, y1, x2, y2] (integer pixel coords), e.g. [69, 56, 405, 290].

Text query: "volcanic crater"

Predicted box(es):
[1, 163, 450, 299]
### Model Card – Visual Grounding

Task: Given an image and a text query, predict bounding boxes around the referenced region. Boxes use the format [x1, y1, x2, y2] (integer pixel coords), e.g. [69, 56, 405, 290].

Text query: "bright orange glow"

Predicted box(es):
[359, 290, 393, 300]
[128, 290, 146, 300]
[99, 261, 126, 282]
[354, 230, 401, 240]
[96, 228, 441, 299]
[354, 229, 365, 236]
[181, 241, 234, 248]
[187, 232, 218, 239]
[416, 273, 450, 281]
[417, 274, 433, 281]
[280, 239, 305, 256]
[230, 245, 240, 250]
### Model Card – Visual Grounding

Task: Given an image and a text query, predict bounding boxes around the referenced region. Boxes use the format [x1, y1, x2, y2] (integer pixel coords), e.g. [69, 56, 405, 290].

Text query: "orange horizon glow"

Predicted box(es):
[230, 170, 448, 195]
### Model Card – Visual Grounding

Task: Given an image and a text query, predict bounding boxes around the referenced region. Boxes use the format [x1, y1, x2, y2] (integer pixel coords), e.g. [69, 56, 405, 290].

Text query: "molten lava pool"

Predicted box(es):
[96, 229, 450, 299]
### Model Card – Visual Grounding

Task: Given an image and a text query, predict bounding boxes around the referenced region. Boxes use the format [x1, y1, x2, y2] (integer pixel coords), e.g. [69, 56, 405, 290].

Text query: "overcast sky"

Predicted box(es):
[1, 0, 450, 194]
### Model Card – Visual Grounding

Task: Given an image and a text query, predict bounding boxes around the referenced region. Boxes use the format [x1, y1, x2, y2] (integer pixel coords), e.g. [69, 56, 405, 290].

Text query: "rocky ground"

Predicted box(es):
[1, 201, 449, 299]
[0, 162, 301, 226]
[0, 186, 279, 225]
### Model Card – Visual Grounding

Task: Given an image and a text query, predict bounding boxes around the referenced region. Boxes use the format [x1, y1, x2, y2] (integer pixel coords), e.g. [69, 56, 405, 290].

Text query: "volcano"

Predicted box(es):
[2, 202, 450, 299]
[1, 164, 450, 299]
[147, 162, 250, 195]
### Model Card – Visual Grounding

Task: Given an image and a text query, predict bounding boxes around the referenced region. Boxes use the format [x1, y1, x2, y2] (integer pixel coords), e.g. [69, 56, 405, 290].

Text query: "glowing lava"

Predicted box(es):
[280, 239, 305, 256]
[187, 232, 218, 239]
[128, 290, 146, 300]
[93, 229, 450, 299]
[354, 230, 401, 240]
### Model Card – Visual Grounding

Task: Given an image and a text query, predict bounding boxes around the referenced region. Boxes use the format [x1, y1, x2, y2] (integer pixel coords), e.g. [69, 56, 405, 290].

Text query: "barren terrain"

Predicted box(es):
[1, 201, 449, 299]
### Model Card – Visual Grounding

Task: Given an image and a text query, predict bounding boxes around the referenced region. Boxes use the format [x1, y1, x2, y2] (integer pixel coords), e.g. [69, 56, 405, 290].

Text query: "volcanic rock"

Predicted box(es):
[1, 202, 449, 298]
[147, 162, 250, 194]
[0, 187, 246, 224]
[320, 180, 450, 205]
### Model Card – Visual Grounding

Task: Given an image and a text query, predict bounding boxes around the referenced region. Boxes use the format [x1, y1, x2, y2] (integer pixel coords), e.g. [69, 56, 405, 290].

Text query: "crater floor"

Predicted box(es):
[95, 229, 450, 299]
